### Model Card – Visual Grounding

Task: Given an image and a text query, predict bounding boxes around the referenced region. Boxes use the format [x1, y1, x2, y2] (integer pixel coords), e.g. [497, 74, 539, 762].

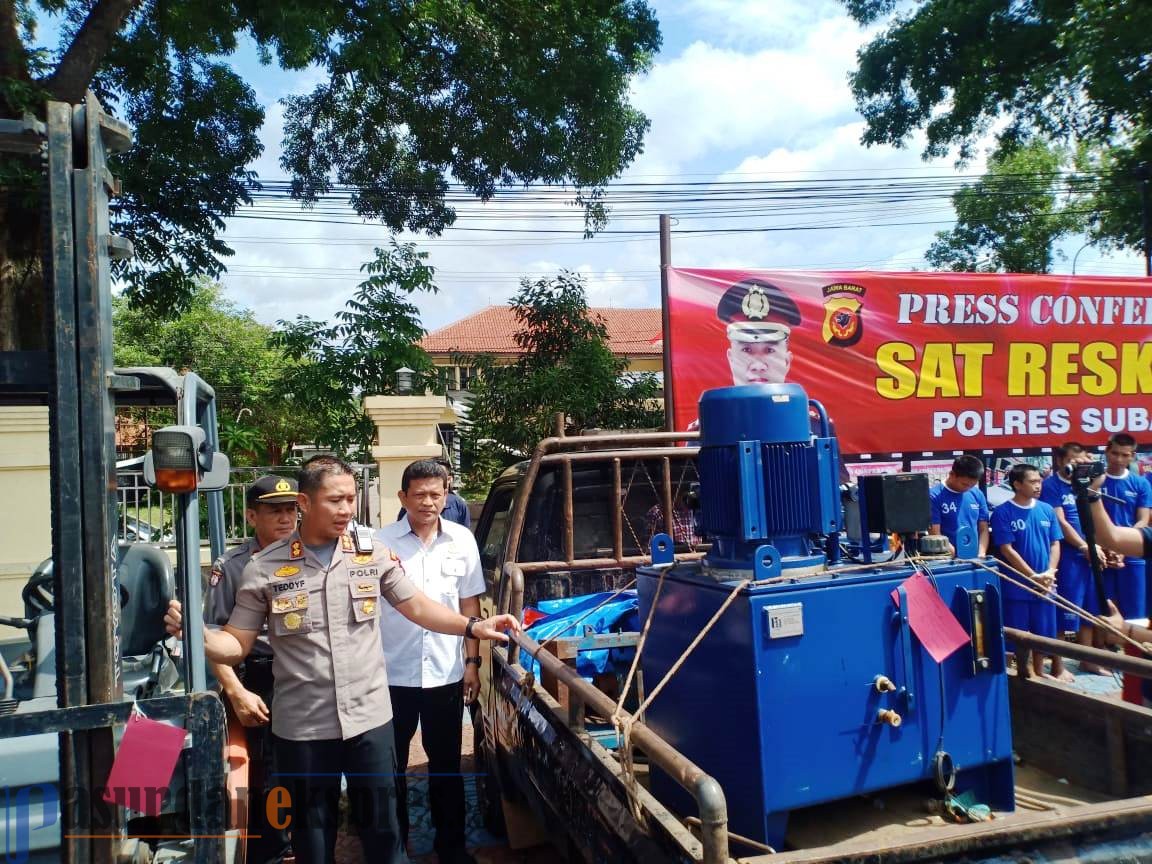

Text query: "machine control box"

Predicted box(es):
[860, 472, 931, 534]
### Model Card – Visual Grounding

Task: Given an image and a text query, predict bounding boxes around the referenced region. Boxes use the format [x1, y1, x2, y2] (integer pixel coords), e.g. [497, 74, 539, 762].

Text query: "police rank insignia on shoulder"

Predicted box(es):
[274, 565, 300, 578]
[352, 553, 373, 565]
[289, 540, 303, 560]
[341, 534, 354, 552]
[209, 566, 223, 587]
[386, 548, 405, 573]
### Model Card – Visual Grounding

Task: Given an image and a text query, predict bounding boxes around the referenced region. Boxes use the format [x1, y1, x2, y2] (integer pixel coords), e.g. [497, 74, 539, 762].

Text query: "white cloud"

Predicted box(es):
[213, 0, 990, 338]
[629, 16, 866, 174]
[665, 0, 851, 48]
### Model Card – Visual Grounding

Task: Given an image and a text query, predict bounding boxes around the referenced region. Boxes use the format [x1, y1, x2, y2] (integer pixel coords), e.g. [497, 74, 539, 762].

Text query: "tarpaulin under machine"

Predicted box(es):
[638, 384, 1015, 849]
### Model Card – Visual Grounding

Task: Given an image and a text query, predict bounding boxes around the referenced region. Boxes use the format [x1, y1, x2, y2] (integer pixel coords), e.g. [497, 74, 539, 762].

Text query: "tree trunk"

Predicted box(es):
[0, 184, 47, 351]
[47, 0, 139, 104]
[0, 0, 29, 93]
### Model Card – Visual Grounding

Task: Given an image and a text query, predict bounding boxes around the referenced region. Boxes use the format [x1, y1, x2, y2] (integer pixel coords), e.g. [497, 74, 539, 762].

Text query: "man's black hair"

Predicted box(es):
[1108, 432, 1138, 450]
[1008, 462, 1040, 489]
[951, 454, 984, 480]
[1053, 441, 1085, 463]
[298, 455, 356, 496]
[402, 459, 449, 492]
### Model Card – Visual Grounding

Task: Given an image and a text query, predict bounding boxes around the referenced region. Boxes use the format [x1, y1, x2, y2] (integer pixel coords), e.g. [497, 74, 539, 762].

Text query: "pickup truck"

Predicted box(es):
[472, 428, 1152, 864]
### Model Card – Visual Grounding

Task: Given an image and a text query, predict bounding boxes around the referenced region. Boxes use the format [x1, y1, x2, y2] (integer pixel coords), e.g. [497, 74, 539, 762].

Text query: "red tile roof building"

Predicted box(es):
[420, 306, 663, 391]
[420, 306, 662, 358]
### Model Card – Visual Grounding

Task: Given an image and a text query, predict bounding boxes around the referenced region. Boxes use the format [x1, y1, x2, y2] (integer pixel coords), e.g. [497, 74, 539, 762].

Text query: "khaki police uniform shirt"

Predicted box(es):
[206, 539, 272, 659]
[229, 530, 416, 741]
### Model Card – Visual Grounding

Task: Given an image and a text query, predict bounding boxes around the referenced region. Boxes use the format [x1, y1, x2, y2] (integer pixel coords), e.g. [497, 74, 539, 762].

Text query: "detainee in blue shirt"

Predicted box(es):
[928, 454, 989, 557]
[990, 463, 1063, 680]
[1101, 433, 1151, 619]
[1040, 442, 1104, 677]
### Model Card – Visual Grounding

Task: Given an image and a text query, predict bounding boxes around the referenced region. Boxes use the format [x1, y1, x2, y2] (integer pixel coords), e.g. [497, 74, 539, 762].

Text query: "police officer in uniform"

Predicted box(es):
[165, 455, 519, 864]
[716, 278, 802, 385]
[686, 279, 805, 435]
[205, 475, 298, 864]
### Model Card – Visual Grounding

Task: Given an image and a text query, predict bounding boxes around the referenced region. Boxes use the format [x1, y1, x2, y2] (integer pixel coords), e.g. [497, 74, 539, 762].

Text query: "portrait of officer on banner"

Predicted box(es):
[716, 278, 802, 385]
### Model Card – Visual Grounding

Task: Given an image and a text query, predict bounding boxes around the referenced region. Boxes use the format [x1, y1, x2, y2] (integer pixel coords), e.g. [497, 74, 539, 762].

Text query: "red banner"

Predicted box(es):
[667, 269, 1152, 454]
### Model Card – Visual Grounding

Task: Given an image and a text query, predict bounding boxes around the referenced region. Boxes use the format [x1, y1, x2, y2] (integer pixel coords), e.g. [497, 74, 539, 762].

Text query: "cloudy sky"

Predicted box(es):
[211, 0, 1143, 333]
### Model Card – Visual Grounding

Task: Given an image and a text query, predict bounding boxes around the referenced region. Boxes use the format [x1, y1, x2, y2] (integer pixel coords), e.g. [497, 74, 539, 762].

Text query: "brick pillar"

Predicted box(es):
[362, 395, 458, 526]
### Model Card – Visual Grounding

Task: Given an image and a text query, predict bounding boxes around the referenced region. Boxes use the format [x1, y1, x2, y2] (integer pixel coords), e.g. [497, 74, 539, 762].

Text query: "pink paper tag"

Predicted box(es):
[891, 571, 971, 663]
[102, 712, 188, 815]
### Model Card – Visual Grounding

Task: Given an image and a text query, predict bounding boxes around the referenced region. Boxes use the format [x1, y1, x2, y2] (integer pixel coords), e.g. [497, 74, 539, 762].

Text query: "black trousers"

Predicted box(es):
[272, 722, 409, 864]
[235, 661, 291, 864]
[390, 681, 467, 855]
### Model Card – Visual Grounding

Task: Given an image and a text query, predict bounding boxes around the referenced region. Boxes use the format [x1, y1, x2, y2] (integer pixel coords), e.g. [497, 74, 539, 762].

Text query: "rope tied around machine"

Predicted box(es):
[609, 567, 750, 823]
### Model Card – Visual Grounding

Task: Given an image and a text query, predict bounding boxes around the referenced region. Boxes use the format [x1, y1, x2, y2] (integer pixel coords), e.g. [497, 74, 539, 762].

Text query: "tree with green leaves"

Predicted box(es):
[460, 272, 662, 494]
[845, 0, 1152, 256]
[273, 241, 437, 459]
[1, 0, 661, 348]
[112, 280, 310, 464]
[925, 142, 1087, 273]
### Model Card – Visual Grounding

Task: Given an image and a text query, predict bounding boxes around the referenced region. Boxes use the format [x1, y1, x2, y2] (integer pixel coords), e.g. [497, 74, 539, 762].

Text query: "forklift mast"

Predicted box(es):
[0, 95, 229, 863]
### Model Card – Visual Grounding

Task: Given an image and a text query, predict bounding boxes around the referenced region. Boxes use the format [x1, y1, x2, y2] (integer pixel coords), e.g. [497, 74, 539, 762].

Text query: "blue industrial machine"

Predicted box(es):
[638, 384, 1014, 849]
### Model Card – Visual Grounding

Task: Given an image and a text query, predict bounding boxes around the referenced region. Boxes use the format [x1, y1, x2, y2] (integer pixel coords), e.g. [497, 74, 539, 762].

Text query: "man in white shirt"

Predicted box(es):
[377, 460, 486, 864]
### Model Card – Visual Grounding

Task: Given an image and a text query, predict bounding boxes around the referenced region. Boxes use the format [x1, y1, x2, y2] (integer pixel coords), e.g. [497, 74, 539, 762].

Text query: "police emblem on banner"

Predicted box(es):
[821, 282, 866, 347]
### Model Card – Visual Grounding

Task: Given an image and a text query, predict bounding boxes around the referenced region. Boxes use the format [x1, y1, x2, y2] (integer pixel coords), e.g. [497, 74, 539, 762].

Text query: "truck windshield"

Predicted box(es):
[479, 487, 515, 570]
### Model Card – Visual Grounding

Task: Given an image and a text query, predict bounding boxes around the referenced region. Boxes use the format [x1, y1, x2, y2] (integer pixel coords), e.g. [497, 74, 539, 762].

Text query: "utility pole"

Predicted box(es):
[659, 214, 674, 431]
[1138, 163, 1152, 277]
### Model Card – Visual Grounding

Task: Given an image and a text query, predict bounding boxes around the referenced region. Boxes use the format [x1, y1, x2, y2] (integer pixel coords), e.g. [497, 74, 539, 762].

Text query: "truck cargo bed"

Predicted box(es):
[488, 630, 1152, 864]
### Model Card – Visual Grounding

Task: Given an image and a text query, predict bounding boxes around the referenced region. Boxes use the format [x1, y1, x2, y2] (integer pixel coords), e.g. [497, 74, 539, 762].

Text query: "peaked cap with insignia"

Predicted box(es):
[716, 278, 802, 343]
[246, 474, 299, 506]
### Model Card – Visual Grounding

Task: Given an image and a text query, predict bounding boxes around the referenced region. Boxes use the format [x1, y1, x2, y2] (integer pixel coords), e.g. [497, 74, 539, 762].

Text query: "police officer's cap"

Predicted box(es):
[246, 475, 299, 506]
[716, 278, 801, 343]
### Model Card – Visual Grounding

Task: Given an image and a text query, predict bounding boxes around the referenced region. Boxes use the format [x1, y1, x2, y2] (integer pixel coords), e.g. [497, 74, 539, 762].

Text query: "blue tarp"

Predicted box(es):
[523, 590, 639, 680]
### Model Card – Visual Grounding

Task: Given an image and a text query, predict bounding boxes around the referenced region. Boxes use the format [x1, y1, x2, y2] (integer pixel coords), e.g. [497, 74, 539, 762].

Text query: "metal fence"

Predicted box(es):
[115, 464, 379, 546]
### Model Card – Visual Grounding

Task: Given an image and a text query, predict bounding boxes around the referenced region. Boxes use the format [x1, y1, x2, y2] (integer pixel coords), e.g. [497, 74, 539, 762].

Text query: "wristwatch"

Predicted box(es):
[464, 616, 481, 640]
[464, 656, 482, 668]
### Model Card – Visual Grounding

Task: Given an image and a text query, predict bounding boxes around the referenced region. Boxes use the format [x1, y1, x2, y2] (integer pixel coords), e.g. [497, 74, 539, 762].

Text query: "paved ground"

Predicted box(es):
[334, 718, 557, 864]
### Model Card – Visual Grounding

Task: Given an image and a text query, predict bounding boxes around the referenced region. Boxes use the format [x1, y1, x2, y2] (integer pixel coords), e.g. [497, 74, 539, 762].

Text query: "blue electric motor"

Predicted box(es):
[696, 384, 841, 577]
[640, 384, 1014, 850]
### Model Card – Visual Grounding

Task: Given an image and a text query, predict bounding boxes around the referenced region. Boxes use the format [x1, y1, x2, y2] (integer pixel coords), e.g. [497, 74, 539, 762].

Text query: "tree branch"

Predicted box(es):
[46, 0, 139, 104]
[0, 0, 29, 86]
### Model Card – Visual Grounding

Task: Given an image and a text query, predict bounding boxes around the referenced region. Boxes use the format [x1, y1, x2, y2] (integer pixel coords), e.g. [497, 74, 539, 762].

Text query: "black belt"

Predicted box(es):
[245, 655, 274, 667]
